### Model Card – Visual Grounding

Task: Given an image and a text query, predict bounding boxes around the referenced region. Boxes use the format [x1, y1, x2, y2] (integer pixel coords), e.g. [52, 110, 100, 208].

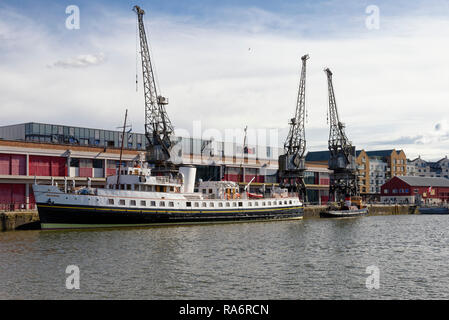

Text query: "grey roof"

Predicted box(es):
[305, 151, 330, 162]
[365, 150, 396, 157]
[397, 176, 449, 187]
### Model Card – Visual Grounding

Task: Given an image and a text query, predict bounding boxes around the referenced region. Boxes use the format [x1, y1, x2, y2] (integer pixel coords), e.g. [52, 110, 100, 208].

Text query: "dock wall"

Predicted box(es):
[0, 210, 39, 231]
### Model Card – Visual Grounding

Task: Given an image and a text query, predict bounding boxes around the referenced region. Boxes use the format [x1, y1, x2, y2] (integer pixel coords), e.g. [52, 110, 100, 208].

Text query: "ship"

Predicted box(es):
[418, 206, 449, 214]
[32, 164, 304, 230]
[320, 196, 368, 218]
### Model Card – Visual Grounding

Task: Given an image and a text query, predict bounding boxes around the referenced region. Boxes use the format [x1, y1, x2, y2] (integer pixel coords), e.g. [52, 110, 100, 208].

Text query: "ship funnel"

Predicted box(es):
[179, 166, 196, 193]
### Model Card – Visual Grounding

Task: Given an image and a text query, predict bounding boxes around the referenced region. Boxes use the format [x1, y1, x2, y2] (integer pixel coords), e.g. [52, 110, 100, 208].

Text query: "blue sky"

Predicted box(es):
[1, 0, 449, 160]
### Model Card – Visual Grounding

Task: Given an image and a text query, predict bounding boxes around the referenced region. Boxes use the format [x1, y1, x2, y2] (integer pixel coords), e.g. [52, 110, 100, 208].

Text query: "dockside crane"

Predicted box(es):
[134, 5, 175, 171]
[278, 54, 309, 200]
[324, 68, 358, 202]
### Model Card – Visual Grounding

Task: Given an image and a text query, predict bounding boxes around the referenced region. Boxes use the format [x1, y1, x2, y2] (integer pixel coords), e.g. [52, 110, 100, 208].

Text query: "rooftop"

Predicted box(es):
[397, 176, 449, 187]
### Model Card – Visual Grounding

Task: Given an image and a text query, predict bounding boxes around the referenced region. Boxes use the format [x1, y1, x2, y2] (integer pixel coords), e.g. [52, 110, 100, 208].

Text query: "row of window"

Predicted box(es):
[383, 188, 410, 194]
[106, 199, 295, 208]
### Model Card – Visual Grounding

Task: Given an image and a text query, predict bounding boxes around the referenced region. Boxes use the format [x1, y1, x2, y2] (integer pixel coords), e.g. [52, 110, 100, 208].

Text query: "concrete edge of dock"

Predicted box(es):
[0, 205, 419, 231]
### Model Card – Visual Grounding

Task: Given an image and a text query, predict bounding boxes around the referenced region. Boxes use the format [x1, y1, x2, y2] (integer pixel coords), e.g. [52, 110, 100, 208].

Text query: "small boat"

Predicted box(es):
[418, 206, 449, 214]
[320, 207, 368, 218]
[320, 196, 368, 218]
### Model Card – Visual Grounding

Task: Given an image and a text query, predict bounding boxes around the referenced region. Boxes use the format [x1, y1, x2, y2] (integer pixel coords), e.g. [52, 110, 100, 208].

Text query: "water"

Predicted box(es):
[1, 215, 449, 299]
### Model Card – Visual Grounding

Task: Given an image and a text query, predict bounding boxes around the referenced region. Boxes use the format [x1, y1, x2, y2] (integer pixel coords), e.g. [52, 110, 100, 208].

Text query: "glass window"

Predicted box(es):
[186, 202, 192, 207]
[140, 200, 146, 206]
[150, 201, 156, 206]
[209, 202, 214, 207]
[93, 159, 103, 168]
[108, 199, 114, 205]
[159, 201, 165, 207]
[130, 200, 136, 206]
[119, 199, 125, 205]
[70, 158, 80, 167]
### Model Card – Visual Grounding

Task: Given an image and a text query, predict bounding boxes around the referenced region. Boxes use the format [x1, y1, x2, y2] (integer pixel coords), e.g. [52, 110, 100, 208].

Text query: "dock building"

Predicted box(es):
[0, 122, 331, 210]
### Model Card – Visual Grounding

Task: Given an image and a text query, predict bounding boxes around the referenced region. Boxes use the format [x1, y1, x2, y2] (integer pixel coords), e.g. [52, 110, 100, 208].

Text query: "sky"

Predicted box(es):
[1, 0, 449, 160]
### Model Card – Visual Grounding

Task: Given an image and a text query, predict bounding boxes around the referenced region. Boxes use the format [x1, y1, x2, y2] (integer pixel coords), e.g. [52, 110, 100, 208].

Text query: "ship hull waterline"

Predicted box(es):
[36, 203, 304, 230]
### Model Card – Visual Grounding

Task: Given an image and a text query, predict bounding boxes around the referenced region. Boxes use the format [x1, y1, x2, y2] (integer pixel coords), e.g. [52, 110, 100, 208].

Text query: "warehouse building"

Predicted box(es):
[0, 122, 332, 210]
[380, 176, 449, 205]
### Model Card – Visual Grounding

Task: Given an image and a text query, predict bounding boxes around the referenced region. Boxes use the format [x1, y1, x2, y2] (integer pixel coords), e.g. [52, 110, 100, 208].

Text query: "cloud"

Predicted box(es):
[48, 53, 105, 68]
[1, 2, 449, 161]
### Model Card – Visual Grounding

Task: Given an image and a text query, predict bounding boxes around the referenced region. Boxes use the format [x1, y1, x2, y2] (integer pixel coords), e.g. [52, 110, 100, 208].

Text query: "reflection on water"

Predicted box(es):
[1, 215, 449, 299]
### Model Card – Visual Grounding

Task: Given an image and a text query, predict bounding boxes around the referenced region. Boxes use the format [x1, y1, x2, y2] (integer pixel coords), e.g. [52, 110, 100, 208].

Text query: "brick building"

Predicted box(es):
[380, 176, 449, 205]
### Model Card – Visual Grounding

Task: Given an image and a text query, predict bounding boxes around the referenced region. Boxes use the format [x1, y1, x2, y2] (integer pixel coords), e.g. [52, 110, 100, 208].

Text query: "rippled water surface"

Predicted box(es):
[1, 215, 449, 299]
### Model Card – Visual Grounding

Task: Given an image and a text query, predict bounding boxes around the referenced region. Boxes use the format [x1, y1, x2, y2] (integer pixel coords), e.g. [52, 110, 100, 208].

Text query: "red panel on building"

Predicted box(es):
[0, 183, 26, 210]
[244, 174, 257, 183]
[50, 157, 67, 176]
[106, 168, 116, 177]
[11, 155, 26, 175]
[29, 184, 36, 209]
[321, 195, 329, 204]
[29, 155, 67, 177]
[79, 168, 93, 177]
[12, 184, 25, 210]
[0, 154, 10, 175]
[0, 184, 11, 208]
[0, 153, 26, 175]
[223, 174, 239, 182]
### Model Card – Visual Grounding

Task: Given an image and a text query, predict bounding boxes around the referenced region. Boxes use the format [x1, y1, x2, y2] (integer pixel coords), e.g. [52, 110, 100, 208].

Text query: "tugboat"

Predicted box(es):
[32, 164, 304, 230]
[418, 206, 449, 214]
[320, 195, 368, 218]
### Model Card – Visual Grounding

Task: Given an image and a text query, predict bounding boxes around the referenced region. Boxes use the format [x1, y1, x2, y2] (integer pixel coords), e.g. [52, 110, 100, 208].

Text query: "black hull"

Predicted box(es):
[320, 208, 368, 218]
[36, 203, 304, 230]
[418, 207, 449, 215]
